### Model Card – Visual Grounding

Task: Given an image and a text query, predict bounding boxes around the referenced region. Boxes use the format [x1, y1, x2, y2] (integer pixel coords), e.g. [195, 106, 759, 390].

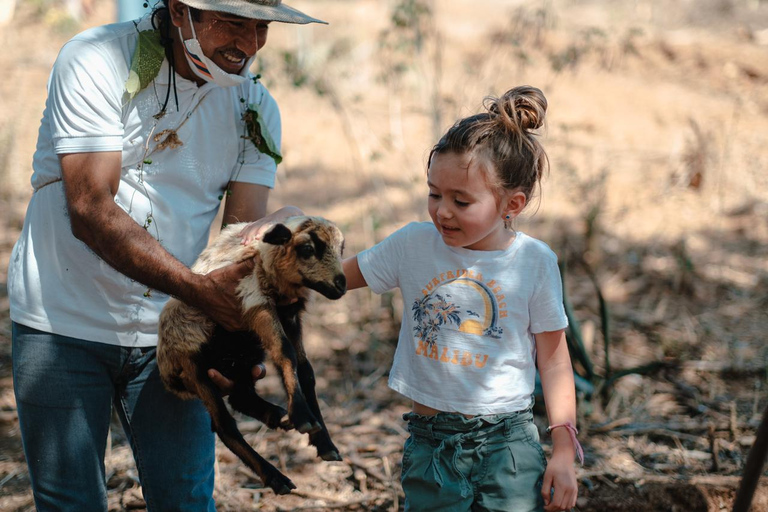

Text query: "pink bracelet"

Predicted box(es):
[546, 421, 584, 465]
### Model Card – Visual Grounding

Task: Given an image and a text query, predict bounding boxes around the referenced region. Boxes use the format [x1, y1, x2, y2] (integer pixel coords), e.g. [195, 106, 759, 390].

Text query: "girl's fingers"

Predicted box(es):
[541, 479, 552, 505]
[543, 486, 578, 511]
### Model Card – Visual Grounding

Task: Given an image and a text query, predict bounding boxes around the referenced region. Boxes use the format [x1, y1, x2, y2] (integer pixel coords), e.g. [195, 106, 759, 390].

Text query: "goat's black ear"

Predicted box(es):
[262, 223, 293, 245]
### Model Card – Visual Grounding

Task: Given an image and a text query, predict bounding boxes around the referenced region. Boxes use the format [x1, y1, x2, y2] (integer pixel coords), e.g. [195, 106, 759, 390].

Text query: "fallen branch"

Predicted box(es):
[347, 454, 390, 484]
[591, 418, 761, 436]
[276, 493, 375, 511]
[733, 403, 768, 512]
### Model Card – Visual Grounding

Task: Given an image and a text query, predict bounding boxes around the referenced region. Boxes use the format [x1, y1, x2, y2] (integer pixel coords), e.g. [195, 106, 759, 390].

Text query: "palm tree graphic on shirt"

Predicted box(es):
[412, 277, 503, 346]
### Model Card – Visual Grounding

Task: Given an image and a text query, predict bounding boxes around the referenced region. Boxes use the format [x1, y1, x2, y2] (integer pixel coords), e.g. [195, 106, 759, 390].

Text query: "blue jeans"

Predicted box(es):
[12, 322, 216, 512]
[401, 408, 546, 512]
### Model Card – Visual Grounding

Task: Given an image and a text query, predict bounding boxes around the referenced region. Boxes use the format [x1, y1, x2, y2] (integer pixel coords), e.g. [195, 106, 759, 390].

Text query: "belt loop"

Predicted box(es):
[427, 423, 434, 440]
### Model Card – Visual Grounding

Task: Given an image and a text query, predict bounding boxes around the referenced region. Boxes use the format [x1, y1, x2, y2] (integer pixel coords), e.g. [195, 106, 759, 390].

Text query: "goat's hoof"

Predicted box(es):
[295, 421, 322, 435]
[319, 450, 342, 462]
[263, 407, 290, 430]
[266, 475, 296, 495]
[279, 417, 294, 431]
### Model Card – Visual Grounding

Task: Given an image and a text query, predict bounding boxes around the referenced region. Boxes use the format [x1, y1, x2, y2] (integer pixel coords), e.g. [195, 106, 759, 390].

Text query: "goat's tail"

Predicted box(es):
[195, 375, 297, 495]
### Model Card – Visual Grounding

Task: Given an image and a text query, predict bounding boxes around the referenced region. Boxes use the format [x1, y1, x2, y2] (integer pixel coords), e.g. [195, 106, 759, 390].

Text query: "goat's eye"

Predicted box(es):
[296, 244, 314, 259]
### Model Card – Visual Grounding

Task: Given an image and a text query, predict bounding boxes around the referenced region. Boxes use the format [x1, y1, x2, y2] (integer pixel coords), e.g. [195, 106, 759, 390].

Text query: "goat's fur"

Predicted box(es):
[157, 216, 347, 495]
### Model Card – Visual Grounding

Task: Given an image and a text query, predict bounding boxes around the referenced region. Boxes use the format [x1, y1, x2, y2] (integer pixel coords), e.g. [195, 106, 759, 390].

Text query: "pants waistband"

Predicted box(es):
[403, 407, 534, 440]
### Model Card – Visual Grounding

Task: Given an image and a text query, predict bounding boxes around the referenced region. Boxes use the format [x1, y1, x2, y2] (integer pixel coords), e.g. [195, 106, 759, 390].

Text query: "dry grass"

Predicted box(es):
[1, 0, 767, 510]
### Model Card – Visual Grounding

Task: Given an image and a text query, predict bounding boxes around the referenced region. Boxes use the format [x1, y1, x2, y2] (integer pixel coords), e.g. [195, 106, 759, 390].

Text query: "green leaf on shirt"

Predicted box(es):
[125, 29, 164, 99]
[243, 103, 283, 165]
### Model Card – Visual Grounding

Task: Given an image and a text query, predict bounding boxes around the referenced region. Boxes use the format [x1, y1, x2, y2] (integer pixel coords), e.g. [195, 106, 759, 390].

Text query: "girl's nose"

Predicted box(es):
[436, 203, 452, 220]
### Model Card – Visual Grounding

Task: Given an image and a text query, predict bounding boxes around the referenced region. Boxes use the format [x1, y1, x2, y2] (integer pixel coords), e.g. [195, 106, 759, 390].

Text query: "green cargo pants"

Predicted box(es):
[401, 408, 546, 512]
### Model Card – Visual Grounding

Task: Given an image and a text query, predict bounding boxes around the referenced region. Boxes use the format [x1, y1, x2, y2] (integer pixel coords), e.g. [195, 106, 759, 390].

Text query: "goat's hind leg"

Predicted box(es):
[205, 328, 292, 431]
[195, 375, 296, 495]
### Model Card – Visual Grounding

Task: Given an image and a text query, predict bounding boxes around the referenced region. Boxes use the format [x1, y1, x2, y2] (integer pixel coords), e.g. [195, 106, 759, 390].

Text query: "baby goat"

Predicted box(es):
[157, 216, 347, 495]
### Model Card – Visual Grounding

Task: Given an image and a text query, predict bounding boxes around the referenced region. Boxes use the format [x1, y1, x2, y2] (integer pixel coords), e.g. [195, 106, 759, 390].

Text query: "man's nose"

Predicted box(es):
[238, 35, 259, 56]
[234, 26, 260, 55]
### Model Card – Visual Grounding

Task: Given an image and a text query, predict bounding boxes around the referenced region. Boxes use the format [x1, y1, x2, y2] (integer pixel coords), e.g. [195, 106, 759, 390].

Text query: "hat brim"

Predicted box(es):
[180, 0, 327, 25]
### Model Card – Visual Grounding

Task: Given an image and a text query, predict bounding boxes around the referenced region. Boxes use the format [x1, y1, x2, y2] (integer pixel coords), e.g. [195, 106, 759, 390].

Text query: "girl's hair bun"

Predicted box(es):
[487, 86, 547, 132]
[429, 85, 549, 207]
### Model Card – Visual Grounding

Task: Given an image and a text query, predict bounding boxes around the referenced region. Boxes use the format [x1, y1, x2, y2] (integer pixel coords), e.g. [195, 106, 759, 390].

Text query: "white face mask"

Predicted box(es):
[179, 10, 255, 87]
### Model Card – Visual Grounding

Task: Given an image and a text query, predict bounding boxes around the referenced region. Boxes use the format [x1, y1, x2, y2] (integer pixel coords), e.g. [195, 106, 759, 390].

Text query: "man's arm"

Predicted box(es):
[221, 181, 270, 226]
[225, 181, 305, 242]
[59, 151, 251, 331]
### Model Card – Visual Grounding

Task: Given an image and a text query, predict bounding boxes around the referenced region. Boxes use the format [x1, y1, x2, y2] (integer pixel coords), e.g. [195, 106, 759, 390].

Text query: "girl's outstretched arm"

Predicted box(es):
[536, 329, 579, 512]
[343, 256, 368, 291]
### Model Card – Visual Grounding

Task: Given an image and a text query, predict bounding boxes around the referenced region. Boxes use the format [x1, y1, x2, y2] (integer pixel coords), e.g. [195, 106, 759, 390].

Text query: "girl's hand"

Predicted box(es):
[541, 449, 578, 511]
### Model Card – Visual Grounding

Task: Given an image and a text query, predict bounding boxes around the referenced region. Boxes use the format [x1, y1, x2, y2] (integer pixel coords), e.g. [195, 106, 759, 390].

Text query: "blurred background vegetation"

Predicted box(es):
[0, 0, 767, 510]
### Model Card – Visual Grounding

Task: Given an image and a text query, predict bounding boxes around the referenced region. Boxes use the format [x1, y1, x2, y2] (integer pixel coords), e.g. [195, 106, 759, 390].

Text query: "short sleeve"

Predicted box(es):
[357, 224, 413, 294]
[528, 251, 569, 333]
[49, 39, 125, 154]
[230, 82, 281, 188]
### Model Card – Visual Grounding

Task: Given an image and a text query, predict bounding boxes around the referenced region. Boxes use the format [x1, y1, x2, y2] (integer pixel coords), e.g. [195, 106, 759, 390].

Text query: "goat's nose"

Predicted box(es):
[335, 274, 347, 291]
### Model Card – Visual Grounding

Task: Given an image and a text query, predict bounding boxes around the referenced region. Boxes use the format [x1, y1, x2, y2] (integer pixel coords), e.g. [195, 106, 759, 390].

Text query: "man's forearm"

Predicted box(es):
[73, 200, 204, 304]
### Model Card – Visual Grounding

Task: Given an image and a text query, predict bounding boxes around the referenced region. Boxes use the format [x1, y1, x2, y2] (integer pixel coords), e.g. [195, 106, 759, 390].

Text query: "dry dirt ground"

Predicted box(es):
[1, 0, 768, 510]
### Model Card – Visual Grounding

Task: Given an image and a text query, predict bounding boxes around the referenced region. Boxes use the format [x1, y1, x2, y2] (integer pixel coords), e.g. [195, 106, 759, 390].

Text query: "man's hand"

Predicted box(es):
[237, 205, 305, 245]
[208, 363, 267, 395]
[191, 258, 257, 331]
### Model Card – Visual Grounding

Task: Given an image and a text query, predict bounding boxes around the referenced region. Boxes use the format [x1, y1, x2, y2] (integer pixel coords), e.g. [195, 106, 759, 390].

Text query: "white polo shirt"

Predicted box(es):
[8, 18, 281, 347]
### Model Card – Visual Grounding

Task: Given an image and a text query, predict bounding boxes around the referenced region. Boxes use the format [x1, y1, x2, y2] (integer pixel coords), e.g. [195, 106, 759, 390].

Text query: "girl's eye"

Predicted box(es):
[455, 200, 469, 207]
[428, 192, 440, 199]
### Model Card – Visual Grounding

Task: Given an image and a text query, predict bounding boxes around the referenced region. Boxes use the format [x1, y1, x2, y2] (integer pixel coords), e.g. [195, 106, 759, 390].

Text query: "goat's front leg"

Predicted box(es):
[245, 306, 320, 434]
[277, 305, 341, 461]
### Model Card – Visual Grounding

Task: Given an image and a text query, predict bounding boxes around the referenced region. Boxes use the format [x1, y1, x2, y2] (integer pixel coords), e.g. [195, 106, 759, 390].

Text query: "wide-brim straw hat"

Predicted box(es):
[180, 0, 327, 24]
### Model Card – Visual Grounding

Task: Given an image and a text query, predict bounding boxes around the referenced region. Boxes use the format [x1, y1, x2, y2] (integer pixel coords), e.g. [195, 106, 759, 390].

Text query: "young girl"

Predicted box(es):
[343, 86, 580, 512]
[241, 86, 580, 511]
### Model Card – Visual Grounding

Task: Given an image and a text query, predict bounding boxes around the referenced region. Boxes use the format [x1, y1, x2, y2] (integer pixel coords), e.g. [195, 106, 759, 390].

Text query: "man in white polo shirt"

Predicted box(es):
[7, 1, 325, 509]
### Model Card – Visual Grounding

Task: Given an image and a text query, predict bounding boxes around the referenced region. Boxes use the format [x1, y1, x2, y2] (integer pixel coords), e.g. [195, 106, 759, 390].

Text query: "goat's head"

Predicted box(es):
[261, 216, 347, 300]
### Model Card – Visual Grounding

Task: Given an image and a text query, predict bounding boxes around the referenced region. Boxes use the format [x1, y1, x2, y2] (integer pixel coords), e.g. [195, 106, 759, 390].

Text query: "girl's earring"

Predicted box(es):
[505, 215, 511, 220]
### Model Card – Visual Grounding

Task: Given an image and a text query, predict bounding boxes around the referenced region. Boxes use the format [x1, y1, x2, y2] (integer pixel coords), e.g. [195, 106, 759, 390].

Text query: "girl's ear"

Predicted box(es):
[503, 191, 527, 220]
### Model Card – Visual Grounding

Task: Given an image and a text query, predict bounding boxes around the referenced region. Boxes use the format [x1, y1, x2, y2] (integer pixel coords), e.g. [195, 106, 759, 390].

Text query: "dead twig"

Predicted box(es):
[277, 493, 374, 511]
